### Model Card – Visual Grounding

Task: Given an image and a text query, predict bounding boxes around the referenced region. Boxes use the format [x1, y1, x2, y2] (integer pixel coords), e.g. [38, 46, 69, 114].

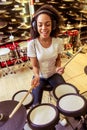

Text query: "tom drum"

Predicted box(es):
[0, 48, 10, 62]
[12, 90, 34, 110]
[53, 83, 79, 101]
[57, 93, 87, 117]
[27, 103, 59, 130]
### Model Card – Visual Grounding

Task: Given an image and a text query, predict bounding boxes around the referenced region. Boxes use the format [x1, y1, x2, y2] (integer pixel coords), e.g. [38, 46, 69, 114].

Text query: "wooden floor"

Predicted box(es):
[0, 52, 87, 130]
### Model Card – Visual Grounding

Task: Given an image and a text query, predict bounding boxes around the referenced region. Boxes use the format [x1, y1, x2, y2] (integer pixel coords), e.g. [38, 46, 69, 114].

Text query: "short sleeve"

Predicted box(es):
[27, 39, 36, 57]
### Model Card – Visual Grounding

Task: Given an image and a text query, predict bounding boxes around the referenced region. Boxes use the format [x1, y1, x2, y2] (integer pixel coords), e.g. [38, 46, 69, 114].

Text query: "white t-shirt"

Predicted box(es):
[27, 37, 64, 78]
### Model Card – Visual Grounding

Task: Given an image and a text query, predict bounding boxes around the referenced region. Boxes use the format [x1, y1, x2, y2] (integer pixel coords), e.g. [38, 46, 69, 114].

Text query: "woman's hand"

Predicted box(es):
[31, 75, 40, 87]
[56, 66, 65, 75]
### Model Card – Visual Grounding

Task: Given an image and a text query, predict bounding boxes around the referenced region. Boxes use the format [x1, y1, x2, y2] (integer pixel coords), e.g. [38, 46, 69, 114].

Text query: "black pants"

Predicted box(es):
[32, 73, 66, 105]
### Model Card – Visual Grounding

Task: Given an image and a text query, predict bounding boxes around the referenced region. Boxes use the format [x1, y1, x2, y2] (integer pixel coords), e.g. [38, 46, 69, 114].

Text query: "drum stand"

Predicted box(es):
[9, 35, 25, 73]
[73, 115, 87, 130]
[2, 60, 13, 76]
[0, 48, 14, 76]
[0, 60, 11, 76]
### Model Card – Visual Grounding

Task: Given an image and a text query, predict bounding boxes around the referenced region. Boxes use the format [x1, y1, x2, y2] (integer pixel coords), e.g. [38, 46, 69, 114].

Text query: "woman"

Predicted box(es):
[27, 4, 65, 105]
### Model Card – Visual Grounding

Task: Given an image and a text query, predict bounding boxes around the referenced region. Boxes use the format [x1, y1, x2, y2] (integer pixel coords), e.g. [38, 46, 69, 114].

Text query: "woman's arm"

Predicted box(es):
[55, 54, 61, 67]
[30, 57, 40, 87]
[55, 54, 65, 75]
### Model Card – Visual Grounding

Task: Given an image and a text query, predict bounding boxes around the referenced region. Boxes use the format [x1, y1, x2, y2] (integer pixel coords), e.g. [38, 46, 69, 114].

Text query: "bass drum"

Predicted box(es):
[27, 103, 59, 130]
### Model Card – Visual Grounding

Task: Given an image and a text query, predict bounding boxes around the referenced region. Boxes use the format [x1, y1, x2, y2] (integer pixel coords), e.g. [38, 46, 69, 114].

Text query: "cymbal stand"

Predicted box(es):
[0, 49, 12, 76]
[78, 13, 83, 46]
[9, 34, 24, 72]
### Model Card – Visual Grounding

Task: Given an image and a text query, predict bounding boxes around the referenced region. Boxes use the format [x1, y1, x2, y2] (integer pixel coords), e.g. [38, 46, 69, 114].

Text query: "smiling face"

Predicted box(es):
[37, 13, 52, 39]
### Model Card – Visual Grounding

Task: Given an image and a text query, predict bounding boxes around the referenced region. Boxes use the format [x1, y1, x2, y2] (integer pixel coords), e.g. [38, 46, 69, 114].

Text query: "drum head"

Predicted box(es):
[12, 90, 34, 109]
[57, 94, 87, 117]
[0, 48, 10, 56]
[27, 103, 59, 130]
[53, 83, 79, 100]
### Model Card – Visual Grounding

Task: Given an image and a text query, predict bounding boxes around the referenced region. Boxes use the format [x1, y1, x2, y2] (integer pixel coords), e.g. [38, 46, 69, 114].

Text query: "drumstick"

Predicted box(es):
[63, 47, 83, 68]
[9, 86, 34, 118]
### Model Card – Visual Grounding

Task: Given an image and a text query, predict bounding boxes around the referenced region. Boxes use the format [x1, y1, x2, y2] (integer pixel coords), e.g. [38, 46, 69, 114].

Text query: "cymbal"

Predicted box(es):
[18, 23, 31, 30]
[0, 1, 13, 5]
[15, 0, 28, 3]
[16, 14, 30, 18]
[5, 37, 20, 43]
[0, 100, 26, 130]
[7, 29, 18, 33]
[61, 16, 67, 21]
[0, 42, 5, 45]
[80, 10, 87, 14]
[58, 4, 69, 9]
[75, 16, 86, 21]
[0, 34, 8, 39]
[34, 2, 44, 5]
[58, 34, 69, 38]
[67, 11, 76, 17]
[58, 5, 69, 9]
[47, 1, 59, 4]
[12, 7, 24, 11]
[75, 23, 87, 28]
[1, 14, 11, 19]
[0, 10, 6, 14]
[0, 21, 7, 29]
[20, 36, 31, 40]
[63, 0, 74, 2]
[60, 25, 74, 30]
[9, 19, 20, 25]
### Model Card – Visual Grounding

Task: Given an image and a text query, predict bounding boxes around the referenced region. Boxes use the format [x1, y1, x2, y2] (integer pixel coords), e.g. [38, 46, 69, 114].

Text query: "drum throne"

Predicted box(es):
[42, 84, 53, 103]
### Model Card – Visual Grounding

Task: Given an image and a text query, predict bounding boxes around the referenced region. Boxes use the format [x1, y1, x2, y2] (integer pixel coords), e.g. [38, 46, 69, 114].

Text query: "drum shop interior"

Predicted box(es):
[0, 0, 87, 130]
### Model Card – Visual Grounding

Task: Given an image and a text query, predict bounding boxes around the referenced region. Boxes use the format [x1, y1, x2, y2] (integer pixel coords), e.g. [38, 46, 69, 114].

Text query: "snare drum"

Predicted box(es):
[57, 94, 87, 117]
[27, 103, 59, 130]
[12, 90, 34, 110]
[0, 48, 10, 62]
[18, 41, 28, 57]
[53, 83, 79, 100]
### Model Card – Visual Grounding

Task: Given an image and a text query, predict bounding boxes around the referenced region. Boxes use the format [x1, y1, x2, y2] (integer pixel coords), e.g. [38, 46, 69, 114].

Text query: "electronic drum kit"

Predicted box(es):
[1, 79, 87, 130]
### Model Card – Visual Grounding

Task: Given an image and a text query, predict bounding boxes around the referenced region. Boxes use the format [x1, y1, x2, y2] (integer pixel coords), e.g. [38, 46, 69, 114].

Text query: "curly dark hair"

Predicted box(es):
[30, 4, 63, 39]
